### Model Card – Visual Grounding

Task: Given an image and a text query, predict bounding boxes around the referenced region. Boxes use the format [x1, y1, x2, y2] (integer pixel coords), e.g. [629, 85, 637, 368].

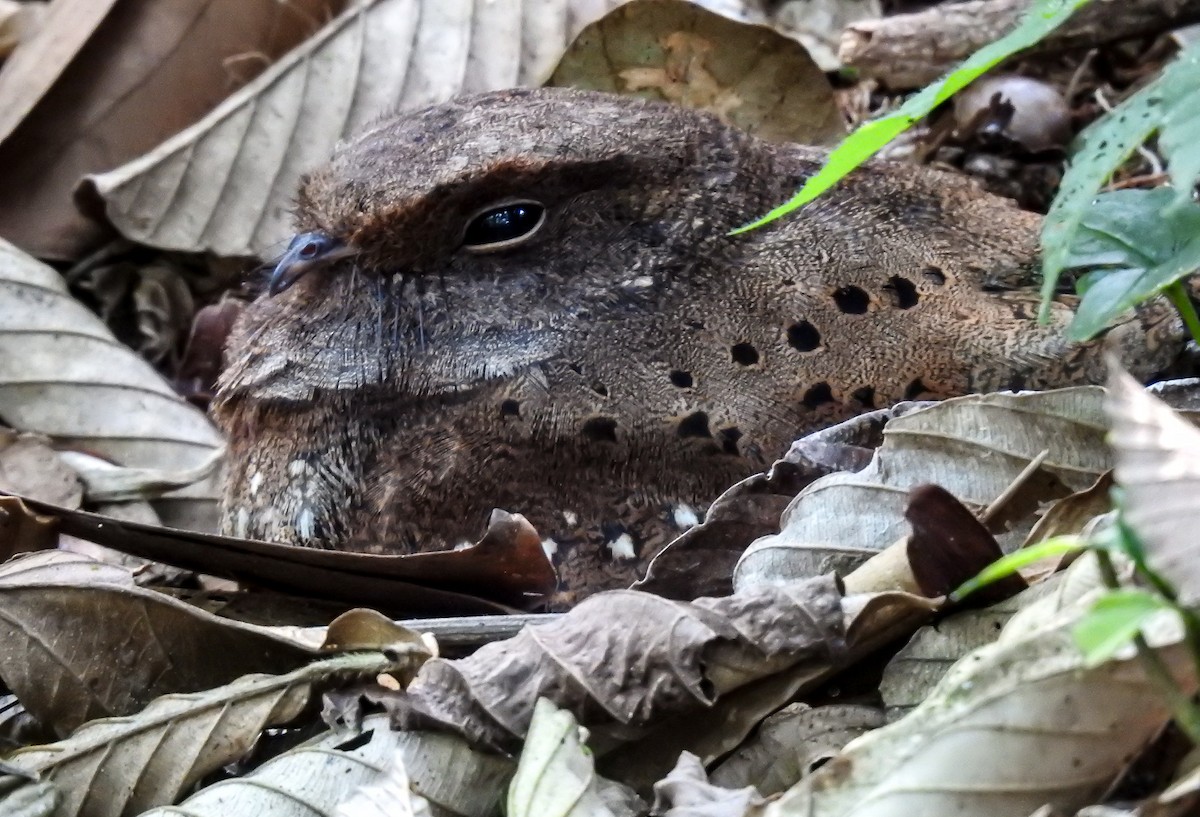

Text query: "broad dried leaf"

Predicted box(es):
[3, 495, 556, 614]
[709, 703, 883, 794]
[0, 0, 116, 142]
[0, 550, 135, 588]
[764, 586, 1196, 817]
[0, 431, 83, 508]
[652, 752, 767, 817]
[508, 699, 642, 817]
[336, 751, 434, 817]
[0, 0, 44, 59]
[4, 652, 396, 817]
[735, 387, 1111, 591]
[547, 0, 843, 145]
[140, 715, 512, 817]
[0, 240, 223, 529]
[82, 0, 625, 258]
[394, 577, 846, 756]
[0, 0, 342, 258]
[1108, 366, 1200, 604]
[0, 577, 315, 736]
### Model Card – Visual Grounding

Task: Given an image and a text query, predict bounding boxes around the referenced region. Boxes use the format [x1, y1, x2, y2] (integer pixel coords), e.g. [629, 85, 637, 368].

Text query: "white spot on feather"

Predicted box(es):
[608, 533, 636, 561]
[541, 538, 559, 559]
[673, 504, 699, 529]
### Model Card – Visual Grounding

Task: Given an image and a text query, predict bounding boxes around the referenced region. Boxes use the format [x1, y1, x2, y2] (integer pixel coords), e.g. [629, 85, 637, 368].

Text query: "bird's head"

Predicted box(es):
[215, 88, 784, 407]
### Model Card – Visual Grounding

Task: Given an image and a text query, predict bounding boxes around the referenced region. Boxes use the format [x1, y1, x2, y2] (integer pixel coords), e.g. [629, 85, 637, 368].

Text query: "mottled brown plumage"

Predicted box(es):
[214, 88, 1181, 603]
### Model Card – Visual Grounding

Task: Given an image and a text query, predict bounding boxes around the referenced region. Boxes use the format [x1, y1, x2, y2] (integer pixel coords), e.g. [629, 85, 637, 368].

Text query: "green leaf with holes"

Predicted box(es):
[1040, 39, 1200, 320]
[1057, 188, 1200, 340]
[731, 0, 1092, 235]
[1073, 588, 1174, 667]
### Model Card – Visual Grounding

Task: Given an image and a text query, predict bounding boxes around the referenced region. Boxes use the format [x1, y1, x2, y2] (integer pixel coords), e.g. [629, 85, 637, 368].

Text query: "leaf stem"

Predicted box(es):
[1165, 280, 1200, 348]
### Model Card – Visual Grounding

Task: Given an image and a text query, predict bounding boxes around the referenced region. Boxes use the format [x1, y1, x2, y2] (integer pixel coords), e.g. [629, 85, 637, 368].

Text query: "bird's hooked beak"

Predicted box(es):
[268, 232, 356, 296]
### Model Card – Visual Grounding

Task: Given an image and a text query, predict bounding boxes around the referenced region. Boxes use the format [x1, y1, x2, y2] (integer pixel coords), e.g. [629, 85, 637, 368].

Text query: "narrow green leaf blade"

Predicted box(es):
[732, 0, 1092, 234]
[951, 536, 1085, 602]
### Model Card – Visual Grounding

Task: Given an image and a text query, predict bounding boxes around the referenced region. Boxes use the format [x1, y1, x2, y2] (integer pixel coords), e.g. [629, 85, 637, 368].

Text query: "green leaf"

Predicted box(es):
[1058, 189, 1200, 339]
[1041, 39, 1200, 319]
[950, 536, 1086, 602]
[1157, 44, 1200, 212]
[1073, 588, 1174, 667]
[731, 0, 1092, 235]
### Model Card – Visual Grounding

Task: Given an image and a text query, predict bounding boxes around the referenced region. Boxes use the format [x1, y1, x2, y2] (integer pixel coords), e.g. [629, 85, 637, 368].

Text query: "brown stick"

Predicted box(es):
[840, 0, 1200, 89]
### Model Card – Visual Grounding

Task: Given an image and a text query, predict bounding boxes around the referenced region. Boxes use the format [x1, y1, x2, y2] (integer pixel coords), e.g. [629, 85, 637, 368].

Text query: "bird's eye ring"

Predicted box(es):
[462, 200, 546, 253]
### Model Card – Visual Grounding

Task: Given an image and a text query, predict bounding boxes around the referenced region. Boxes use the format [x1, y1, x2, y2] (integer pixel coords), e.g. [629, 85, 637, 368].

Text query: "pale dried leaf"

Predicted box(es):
[0, 778, 59, 817]
[396, 577, 845, 755]
[0, 579, 315, 736]
[140, 715, 512, 817]
[508, 698, 642, 817]
[766, 0, 880, 71]
[652, 751, 767, 817]
[0, 550, 135, 587]
[0, 0, 44, 59]
[82, 0, 625, 258]
[1107, 366, 1200, 604]
[736, 387, 1111, 591]
[336, 751, 434, 817]
[0, 0, 341, 258]
[0, 431, 82, 508]
[0, 0, 116, 143]
[764, 589, 1196, 817]
[5, 652, 395, 817]
[709, 703, 883, 794]
[548, 0, 843, 145]
[0, 240, 224, 529]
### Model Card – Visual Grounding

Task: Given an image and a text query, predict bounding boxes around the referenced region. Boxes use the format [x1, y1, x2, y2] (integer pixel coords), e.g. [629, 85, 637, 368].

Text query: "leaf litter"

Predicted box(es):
[0, 0, 1199, 814]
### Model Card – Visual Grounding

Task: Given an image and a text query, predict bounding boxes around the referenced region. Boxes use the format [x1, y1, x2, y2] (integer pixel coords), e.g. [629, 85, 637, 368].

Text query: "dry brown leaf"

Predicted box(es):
[1108, 366, 1200, 605]
[0, 0, 343, 259]
[508, 699, 643, 817]
[140, 714, 512, 817]
[0, 431, 83, 509]
[735, 387, 1111, 592]
[0, 240, 224, 529]
[0, 0, 45, 59]
[0, 560, 316, 736]
[4, 652, 399, 817]
[2, 494, 556, 614]
[765, 584, 1196, 817]
[547, 0, 844, 145]
[652, 752, 767, 817]
[392, 576, 845, 761]
[708, 703, 884, 794]
[81, 0, 625, 259]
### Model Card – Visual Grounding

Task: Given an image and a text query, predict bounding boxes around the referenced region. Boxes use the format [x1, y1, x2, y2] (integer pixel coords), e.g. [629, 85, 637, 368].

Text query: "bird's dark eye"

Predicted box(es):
[462, 201, 546, 252]
[298, 239, 323, 259]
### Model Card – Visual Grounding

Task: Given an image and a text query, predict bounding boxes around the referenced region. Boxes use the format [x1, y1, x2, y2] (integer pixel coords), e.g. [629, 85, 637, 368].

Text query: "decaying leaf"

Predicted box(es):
[139, 715, 513, 817]
[736, 387, 1112, 591]
[1107, 365, 1200, 604]
[547, 0, 844, 145]
[639, 406, 913, 600]
[0, 0, 44, 59]
[0, 0, 343, 258]
[81, 0, 625, 259]
[508, 699, 643, 817]
[336, 751, 434, 817]
[708, 703, 884, 794]
[765, 571, 1196, 817]
[2, 496, 556, 614]
[652, 751, 767, 817]
[0, 566, 316, 736]
[4, 653, 399, 817]
[0, 240, 223, 529]
[393, 577, 846, 757]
